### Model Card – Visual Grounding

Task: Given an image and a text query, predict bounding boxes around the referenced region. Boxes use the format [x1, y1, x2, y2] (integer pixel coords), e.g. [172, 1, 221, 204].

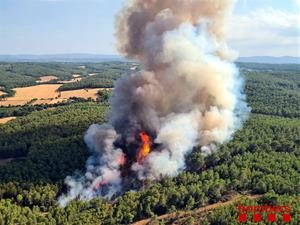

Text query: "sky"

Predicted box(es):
[0, 0, 299, 57]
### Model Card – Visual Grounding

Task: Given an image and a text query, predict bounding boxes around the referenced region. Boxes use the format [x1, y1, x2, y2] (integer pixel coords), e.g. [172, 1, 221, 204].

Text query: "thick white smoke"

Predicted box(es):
[59, 125, 125, 207]
[59, 0, 249, 207]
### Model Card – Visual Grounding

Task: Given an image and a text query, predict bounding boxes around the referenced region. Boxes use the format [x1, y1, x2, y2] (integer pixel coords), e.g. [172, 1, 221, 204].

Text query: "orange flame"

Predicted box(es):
[137, 131, 151, 164]
[93, 179, 108, 190]
[118, 154, 126, 166]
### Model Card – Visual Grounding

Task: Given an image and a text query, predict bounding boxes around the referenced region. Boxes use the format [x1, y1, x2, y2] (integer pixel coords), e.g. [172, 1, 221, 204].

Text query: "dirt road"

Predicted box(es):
[132, 194, 262, 225]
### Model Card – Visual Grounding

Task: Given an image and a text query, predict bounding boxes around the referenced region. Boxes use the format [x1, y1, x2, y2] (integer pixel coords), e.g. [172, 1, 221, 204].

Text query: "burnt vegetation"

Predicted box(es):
[0, 62, 299, 224]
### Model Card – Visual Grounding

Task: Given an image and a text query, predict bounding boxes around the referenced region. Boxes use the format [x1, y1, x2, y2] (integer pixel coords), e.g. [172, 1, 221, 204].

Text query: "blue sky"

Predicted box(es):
[0, 0, 299, 56]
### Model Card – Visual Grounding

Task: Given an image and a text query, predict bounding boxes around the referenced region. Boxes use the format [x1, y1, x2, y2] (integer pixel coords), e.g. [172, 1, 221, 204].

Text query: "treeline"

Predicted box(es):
[82, 62, 137, 79]
[0, 88, 16, 100]
[238, 62, 300, 72]
[58, 78, 114, 91]
[0, 97, 96, 118]
[0, 62, 82, 79]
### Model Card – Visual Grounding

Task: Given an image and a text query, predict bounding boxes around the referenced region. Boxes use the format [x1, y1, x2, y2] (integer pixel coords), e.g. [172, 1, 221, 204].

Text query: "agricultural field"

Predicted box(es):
[0, 62, 299, 225]
[0, 62, 133, 106]
[36, 75, 59, 83]
[0, 84, 61, 106]
[0, 84, 108, 106]
[0, 116, 16, 124]
[0, 90, 6, 96]
[0, 62, 133, 99]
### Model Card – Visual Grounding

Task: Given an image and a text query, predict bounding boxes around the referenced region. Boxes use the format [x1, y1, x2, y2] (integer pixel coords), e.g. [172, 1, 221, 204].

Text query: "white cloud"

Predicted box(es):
[229, 8, 299, 56]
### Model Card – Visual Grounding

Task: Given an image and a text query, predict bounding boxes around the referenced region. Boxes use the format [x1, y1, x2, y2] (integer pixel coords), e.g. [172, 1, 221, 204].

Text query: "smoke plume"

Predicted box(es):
[59, 0, 249, 207]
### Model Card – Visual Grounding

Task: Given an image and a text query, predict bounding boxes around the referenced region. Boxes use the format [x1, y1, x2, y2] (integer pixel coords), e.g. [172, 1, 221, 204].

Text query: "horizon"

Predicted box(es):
[0, 53, 299, 65]
[0, 53, 299, 59]
[0, 53, 299, 57]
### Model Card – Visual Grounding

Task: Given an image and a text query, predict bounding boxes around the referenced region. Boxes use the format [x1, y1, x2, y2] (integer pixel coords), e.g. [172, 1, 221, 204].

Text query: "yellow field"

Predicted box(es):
[0, 90, 6, 96]
[36, 75, 59, 83]
[58, 77, 82, 84]
[0, 84, 61, 106]
[0, 117, 16, 124]
[60, 88, 100, 99]
[37, 74, 83, 84]
[0, 84, 109, 106]
[32, 89, 101, 105]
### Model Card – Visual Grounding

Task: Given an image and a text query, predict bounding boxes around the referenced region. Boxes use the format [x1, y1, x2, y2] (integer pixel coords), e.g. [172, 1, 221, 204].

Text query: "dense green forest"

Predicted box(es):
[0, 97, 99, 119]
[237, 62, 300, 72]
[57, 77, 114, 91]
[0, 62, 299, 224]
[57, 62, 135, 91]
[245, 70, 300, 118]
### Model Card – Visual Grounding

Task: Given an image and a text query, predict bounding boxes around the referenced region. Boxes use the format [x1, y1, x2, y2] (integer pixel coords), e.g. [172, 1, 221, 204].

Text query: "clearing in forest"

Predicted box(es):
[0, 117, 16, 124]
[58, 75, 82, 84]
[36, 75, 59, 83]
[0, 90, 7, 96]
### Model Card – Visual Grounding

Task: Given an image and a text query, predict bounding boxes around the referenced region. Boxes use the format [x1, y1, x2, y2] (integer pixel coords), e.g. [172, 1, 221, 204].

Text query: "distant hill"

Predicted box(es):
[237, 56, 299, 64]
[0, 54, 127, 62]
[1, 54, 299, 64]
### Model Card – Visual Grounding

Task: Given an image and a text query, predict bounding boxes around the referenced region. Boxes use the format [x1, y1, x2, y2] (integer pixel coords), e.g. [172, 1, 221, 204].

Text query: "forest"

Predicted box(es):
[0, 62, 299, 225]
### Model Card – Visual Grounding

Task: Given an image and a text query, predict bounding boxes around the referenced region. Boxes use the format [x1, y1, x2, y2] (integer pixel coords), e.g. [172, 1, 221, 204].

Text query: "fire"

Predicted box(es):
[118, 153, 126, 166]
[93, 179, 108, 190]
[137, 131, 151, 164]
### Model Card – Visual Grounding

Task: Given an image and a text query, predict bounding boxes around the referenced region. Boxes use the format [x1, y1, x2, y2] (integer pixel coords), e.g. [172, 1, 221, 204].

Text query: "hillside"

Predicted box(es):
[237, 56, 300, 64]
[0, 54, 126, 62]
[0, 62, 299, 225]
[2, 54, 299, 64]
